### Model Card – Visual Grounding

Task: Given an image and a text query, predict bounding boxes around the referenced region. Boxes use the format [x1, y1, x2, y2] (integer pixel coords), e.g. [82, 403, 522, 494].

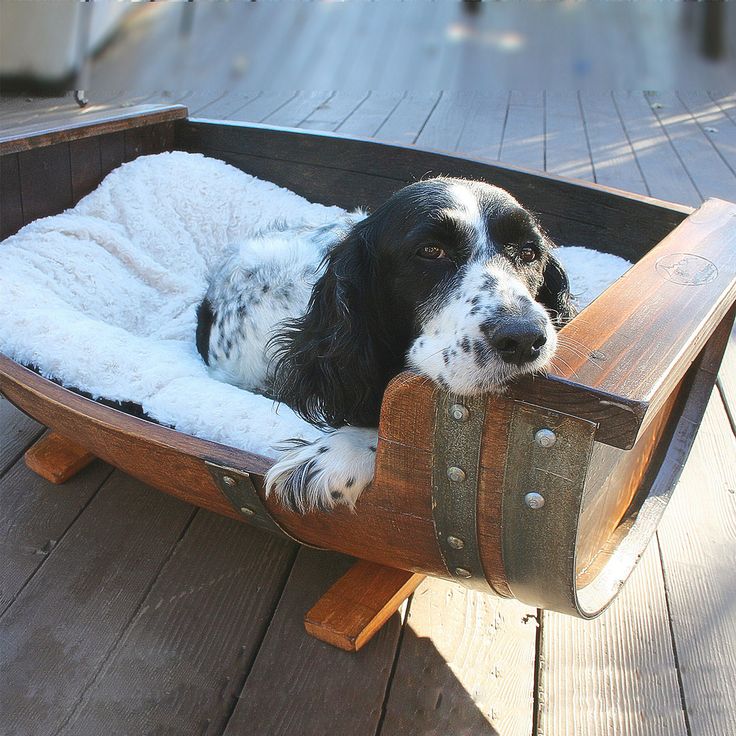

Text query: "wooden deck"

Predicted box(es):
[2, 4, 736, 735]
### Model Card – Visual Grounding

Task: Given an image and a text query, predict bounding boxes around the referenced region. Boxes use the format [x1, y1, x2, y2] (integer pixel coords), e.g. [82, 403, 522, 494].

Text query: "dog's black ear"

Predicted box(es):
[537, 253, 577, 327]
[270, 222, 387, 428]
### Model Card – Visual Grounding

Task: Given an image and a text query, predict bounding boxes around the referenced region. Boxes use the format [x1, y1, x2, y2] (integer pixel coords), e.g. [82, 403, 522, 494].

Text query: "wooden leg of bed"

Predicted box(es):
[24, 432, 96, 484]
[304, 560, 425, 652]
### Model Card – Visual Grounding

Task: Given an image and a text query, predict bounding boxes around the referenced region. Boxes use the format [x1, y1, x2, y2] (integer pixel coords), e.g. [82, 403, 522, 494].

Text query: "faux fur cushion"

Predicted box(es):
[0, 152, 631, 457]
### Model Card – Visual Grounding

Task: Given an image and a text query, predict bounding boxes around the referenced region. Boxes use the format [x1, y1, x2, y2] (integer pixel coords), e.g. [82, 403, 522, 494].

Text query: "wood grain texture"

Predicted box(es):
[538, 541, 688, 736]
[57, 512, 295, 736]
[0, 104, 187, 155]
[0, 153, 23, 239]
[374, 92, 442, 146]
[454, 92, 510, 162]
[304, 561, 424, 651]
[0, 456, 111, 616]
[576, 379, 682, 577]
[69, 136, 102, 203]
[336, 91, 405, 138]
[299, 91, 370, 132]
[380, 578, 538, 736]
[18, 142, 73, 224]
[499, 91, 545, 173]
[578, 91, 648, 194]
[178, 118, 691, 261]
[648, 91, 736, 203]
[544, 91, 595, 181]
[552, 197, 736, 443]
[224, 548, 404, 736]
[0, 472, 195, 736]
[24, 431, 95, 484]
[613, 91, 702, 207]
[656, 389, 736, 736]
[0, 395, 43, 476]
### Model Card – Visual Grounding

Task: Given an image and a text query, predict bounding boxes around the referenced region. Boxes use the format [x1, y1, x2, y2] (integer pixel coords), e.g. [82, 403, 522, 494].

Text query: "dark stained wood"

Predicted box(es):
[177, 119, 692, 261]
[304, 561, 425, 651]
[123, 120, 178, 160]
[224, 548, 404, 736]
[0, 395, 43, 476]
[0, 457, 111, 616]
[0, 104, 188, 155]
[24, 431, 95, 485]
[184, 147, 406, 217]
[69, 136, 102, 202]
[56, 512, 295, 736]
[98, 131, 127, 178]
[0, 473, 195, 736]
[0, 153, 23, 239]
[18, 142, 73, 224]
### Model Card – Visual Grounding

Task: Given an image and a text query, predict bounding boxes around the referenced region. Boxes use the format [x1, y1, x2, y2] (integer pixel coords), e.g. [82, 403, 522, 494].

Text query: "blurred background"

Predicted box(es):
[1, 0, 734, 100]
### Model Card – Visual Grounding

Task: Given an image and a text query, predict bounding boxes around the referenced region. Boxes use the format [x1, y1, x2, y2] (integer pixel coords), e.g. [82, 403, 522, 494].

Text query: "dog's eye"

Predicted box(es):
[519, 243, 538, 263]
[417, 244, 447, 260]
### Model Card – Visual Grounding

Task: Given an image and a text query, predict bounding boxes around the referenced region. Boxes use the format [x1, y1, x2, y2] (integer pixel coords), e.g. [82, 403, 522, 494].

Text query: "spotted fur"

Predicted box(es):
[198, 178, 575, 513]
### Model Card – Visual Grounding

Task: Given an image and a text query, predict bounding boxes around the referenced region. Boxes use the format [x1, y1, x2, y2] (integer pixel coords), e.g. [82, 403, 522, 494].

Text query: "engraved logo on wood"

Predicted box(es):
[655, 253, 718, 286]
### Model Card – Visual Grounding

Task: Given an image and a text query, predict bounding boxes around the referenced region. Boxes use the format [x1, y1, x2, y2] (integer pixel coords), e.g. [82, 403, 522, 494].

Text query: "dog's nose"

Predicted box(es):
[491, 323, 547, 364]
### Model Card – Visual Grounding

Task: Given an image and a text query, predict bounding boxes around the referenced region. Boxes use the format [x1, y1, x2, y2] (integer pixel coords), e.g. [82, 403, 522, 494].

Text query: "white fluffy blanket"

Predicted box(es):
[0, 152, 630, 458]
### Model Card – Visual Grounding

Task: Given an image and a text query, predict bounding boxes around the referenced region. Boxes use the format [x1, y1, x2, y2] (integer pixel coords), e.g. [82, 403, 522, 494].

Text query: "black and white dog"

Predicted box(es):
[196, 178, 575, 513]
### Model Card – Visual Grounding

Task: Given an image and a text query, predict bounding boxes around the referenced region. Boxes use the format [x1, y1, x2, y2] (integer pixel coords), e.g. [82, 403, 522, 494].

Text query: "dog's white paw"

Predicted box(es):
[264, 426, 378, 513]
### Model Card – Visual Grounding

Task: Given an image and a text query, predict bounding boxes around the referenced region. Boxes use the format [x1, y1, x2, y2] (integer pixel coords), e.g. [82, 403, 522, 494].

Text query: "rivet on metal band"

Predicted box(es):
[501, 402, 596, 614]
[205, 460, 311, 545]
[431, 392, 495, 594]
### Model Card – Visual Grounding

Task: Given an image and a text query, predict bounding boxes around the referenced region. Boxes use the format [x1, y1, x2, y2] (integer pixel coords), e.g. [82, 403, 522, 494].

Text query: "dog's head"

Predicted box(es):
[272, 177, 576, 427]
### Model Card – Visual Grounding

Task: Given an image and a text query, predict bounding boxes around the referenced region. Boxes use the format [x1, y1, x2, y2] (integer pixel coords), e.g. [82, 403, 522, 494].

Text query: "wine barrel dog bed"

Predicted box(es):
[1, 105, 735, 650]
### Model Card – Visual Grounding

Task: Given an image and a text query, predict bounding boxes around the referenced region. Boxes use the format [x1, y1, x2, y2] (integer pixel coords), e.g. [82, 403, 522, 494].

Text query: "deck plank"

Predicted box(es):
[544, 91, 595, 182]
[261, 91, 335, 129]
[414, 91, 472, 153]
[374, 92, 442, 146]
[224, 548, 404, 736]
[0, 472, 196, 736]
[336, 91, 405, 138]
[538, 542, 688, 736]
[0, 396, 43, 477]
[613, 91, 702, 207]
[221, 91, 300, 125]
[537, 99, 688, 736]
[499, 90, 545, 173]
[578, 90, 648, 194]
[57, 513, 295, 736]
[454, 91, 509, 162]
[678, 90, 736, 178]
[299, 91, 371, 132]
[0, 455, 112, 617]
[647, 91, 736, 203]
[380, 579, 538, 736]
[656, 390, 736, 736]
